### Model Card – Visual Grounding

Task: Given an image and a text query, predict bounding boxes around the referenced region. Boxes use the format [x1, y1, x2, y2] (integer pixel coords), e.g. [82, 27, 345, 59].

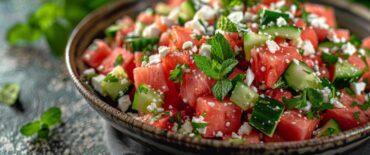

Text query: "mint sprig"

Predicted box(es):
[217, 16, 238, 32]
[193, 33, 239, 100]
[20, 107, 62, 140]
[169, 64, 189, 83]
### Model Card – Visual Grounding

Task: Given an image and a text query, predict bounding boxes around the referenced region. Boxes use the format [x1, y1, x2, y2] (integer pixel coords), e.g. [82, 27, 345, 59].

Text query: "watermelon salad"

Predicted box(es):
[81, 0, 370, 143]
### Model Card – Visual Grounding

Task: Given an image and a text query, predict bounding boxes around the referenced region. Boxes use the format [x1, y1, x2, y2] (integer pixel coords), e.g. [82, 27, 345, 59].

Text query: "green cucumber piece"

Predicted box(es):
[284, 61, 322, 91]
[250, 97, 284, 137]
[105, 24, 122, 38]
[101, 66, 131, 100]
[132, 84, 164, 113]
[260, 9, 289, 26]
[261, 26, 301, 40]
[230, 82, 259, 110]
[317, 119, 341, 137]
[217, 15, 238, 32]
[125, 37, 159, 52]
[333, 62, 363, 88]
[179, 0, 196, 21]
[318, 41, 340, 49]
[155, 3, 171, 15]
[243, 31, 269, 60]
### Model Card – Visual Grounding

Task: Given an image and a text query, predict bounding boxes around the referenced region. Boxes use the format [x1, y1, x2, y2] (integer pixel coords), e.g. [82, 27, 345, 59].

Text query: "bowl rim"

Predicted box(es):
[65, 0, 370, 151]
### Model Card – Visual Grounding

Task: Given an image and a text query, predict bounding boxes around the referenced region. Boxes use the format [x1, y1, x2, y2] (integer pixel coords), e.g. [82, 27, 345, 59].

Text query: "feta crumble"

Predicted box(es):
[350, 82, 366, 95]
[182, 41, 194, 50]
[142, 24, 161, 38]
[245, 68, 255, 86]
[118, 95, 131, 112]
[92, 74, 106, 95]
[237, 122, 252, 135]
[266, 40, 280, 53]
[158, 46, 170, 58]
[302, 40, 315, 56]
[276, 17, 287, 27]
[228, 11, 244, 24]
[148, 54, 161, 65]
[341, 42, 356, 56]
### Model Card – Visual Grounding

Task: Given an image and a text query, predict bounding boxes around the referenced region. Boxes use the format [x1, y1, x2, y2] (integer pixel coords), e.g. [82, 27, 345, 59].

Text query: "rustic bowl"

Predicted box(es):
[66, 0, 370, 154]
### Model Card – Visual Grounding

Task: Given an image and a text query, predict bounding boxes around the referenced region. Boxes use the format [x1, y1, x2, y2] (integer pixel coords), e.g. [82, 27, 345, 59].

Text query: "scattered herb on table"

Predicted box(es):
[0, 83, 20, 106]
[20, 107, 62, 140]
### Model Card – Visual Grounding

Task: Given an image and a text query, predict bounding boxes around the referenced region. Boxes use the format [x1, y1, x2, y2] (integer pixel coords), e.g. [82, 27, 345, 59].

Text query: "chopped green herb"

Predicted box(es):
[0, 83, 20, 106]
[345, 87, 356, 96]
[212, 79, 233, 101]
[103, 74, 119, 83]
[273, 78, 288, 89]
[217, 15, 238, 32]
[20, 107, 62, 140]
[169, 64, 189, 83]
[114, 54, 124, 67]
[149, 111, 171, 122]
[359, 99, 370, 111]
[228, 138, 247, 144]
[354, 111, 361, 121]
[321, 53, 339, 65]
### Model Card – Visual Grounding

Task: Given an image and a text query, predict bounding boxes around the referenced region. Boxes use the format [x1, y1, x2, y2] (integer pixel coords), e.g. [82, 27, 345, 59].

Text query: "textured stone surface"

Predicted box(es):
[0, 0, 107, 154]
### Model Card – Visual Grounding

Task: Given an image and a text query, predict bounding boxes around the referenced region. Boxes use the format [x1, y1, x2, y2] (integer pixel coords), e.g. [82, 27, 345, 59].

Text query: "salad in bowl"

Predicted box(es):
[80, 0, 370, 143]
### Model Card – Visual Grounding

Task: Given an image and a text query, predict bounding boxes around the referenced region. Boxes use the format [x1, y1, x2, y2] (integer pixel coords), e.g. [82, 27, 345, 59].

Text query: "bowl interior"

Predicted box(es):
[66, 0, 370, 153]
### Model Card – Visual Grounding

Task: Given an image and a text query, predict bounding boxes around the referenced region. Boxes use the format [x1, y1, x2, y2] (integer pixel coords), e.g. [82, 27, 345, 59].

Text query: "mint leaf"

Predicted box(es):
[104, 74, 119, 83]
[306, 88, 323, 106]
[169, 64, 188, 83]
[0, 83, 20, 106]
[6, 23, 42, 45]
[191, 122, 208, 129]
[212, 79, 233, 100]
[354, 111, 361, 121]
[193, 55, 223, 80]
[207, 33, 234, 63]
[321, 53, 338, 65]
[217, 16, 238, 32]
[221, 59, 239, 77]
[37, 124, 50, 140]
[41, 107, 62, 126]
[114, 54, 124, 67]
[20, 121, 41, 136]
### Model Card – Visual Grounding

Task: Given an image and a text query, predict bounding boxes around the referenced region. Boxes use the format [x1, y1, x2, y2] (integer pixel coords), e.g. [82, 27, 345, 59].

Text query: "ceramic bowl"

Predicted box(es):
[66, 0, 370, 154]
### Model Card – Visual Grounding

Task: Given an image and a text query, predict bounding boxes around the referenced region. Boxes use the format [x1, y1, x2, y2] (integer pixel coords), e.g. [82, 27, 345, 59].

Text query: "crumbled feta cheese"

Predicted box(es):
[330, 98, 345, 108]
[302, 101, 312, 112]
[321, 87, 332, 102]
[237, 122, 252, 135]
[184, 19, 206, 35]
[192, 116, 207, 134]
[194, 5, 216, 21]
[350, 82, 366, 95]
[245, 68, 255, 86]
[83, 68, 96, 76]
[266, 40, 280, 53]
[341, 42, 356, 56]
[207, 102, 215, 107]
[231, 132, 241, 139]
[120, 79, 129, 85]
[244, 12, 257, 21]
[308, 14, 330, 29]
[168, 8, 180, 21]
[302, 40, 315, 56]
[215, 131, 223, 137]
[182, 41, 194, 50]
[276, 17, 287, 27]
[148, 54, 161, 65]
[118, 95, 131, 112]
[293, 59, 300, 65]
[92, 75, 106, 95]
[359, 49, 366, 56]
[158, 46, 170, 58]
[142, 24, 161, 38]
[199, 44, 212, 57]
[179, 120, 193, 134]
[227, 11, 244, 24]
[160, 16, 174, 26]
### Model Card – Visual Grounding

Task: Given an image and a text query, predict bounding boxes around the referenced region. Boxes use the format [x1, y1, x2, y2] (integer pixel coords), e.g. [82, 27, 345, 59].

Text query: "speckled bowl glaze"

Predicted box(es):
[66, 0, 370, 154]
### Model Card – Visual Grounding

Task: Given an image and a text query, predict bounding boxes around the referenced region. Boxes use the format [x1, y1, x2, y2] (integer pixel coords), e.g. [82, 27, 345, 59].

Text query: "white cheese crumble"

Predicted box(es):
[321, 87, 332, 102]
[350, 82, 366, 95]
[192, 116, 207, 134]
[244, 12, 257, 21]
[200, 44, 211, 57]
[194, 5, 216, 21]
[158, 46, 170, 58]
[215, 131, 223, 137]
[92, 74, 106, 95]
[341, 42, 357, 56]
[245, 67, 255, 86]
[207, 102, 215, 107]
[184, 19, 206, 35]
[237, 122, 252, 135]
[302, 101, 312, 112]
[276, 17, 287, 27]
[83, 68, 96, 76]
[302, 40, 315, 56]
[160, 16, 174, 26]
[179, 120, 193, 134]
[227, 11, 244, 24]
[148, 54, 161, 65]
[118, 95, 131, 112]
[146, 102, 164, 113]
[168, 8, 180, 21]
[330, 98, 345, 108]
[142, 24, 161, 38]
[308, 14, 330, 29]
[266, 40, 280, 53]
[182, 41, 194, 50]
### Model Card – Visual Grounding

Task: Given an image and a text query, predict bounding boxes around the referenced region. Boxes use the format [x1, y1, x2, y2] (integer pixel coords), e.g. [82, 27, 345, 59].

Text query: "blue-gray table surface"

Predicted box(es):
[0, 0, 369, 155]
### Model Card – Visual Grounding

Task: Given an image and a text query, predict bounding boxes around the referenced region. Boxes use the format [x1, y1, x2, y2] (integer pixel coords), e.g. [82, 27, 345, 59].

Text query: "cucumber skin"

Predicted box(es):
[230, 82, 259, 110]
[250, 97, 284, 137]
[125, 37, 159, 52]
[260, 10, 290, 26]
[261, 26, 301, 40]
[284, 61, 322, 91]
[317, 119, 341, 137]
[333, 62, 363, 88]
[243, 32, 269, 60]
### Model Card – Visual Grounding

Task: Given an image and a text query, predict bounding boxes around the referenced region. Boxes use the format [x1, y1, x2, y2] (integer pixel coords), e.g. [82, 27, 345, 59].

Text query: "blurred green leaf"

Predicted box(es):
[6, 23, 42, 45]
[20, 121, 41, 136]
[29, 3, 64, 31]
[40, 107, 62, 126]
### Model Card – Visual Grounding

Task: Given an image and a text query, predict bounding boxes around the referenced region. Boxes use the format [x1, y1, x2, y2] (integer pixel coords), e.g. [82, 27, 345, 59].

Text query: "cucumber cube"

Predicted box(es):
[132, 84, 164, 113]
[243, 31, 269, 60]
[333, 62, 363, 88]
[317, 119, 341, 137]
[101, 66, 131, 100]
[284, 60, 322, 91]
[230, 82, 259, 110]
